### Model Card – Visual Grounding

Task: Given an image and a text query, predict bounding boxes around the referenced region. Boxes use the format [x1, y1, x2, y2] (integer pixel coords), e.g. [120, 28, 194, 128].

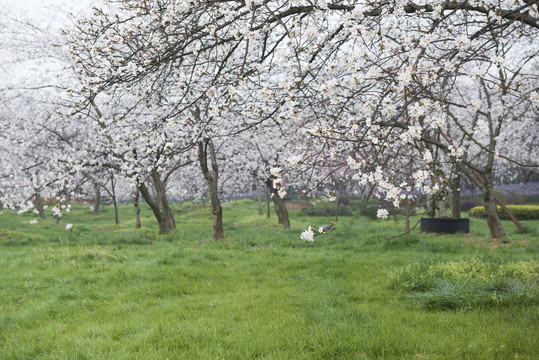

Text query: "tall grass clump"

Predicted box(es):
[392, 257, 539, 310]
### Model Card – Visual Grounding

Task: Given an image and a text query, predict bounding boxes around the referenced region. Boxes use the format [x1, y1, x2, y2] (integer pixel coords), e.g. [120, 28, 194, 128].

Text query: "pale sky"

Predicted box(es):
[0, 0, 95, 87]
[1, 0, 87, 10]
[0, 0, 94, 20]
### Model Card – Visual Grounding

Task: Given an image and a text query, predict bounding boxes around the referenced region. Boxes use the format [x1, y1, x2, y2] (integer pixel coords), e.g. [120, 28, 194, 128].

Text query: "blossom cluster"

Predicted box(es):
[52, 206, 62, 218]
[270, 167, 287, 199]
[300, 226, 315, 242]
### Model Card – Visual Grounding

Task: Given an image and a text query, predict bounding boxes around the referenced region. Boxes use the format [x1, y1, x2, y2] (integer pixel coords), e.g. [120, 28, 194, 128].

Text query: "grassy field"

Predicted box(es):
[1, 200, 538, 359]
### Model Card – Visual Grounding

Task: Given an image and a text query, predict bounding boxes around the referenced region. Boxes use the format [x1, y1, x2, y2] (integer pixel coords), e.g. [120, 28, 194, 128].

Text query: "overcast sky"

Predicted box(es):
[2, 0, 87, 10]
[0, 0, 94, 87]
[1, 0, 93, 20]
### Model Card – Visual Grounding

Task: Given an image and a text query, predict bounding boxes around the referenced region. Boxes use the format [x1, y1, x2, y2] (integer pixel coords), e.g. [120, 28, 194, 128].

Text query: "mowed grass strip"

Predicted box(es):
[0, 201, 538, 359]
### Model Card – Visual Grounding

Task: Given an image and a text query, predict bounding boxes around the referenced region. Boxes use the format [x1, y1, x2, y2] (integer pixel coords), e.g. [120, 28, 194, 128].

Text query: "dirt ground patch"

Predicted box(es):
[284, 201, 313, 210]
[463, 235, 530, 250]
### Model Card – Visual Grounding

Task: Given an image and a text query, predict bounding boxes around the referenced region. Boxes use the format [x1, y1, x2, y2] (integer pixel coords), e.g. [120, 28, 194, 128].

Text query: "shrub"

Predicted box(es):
[469, 205, 539, 220]
[460, 200, 482, 212]
[361, 205, 379, 220]
[349, 199, 383, 219]
[350, 199, 378, 211]
[300, 204, 352, 217]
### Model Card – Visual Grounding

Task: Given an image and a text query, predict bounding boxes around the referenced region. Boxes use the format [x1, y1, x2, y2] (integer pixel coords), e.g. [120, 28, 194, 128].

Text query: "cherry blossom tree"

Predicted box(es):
[3, 0, 537, 241]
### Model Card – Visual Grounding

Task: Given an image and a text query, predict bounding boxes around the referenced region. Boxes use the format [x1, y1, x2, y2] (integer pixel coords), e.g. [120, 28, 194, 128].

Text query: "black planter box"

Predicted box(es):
[420, 218, 470, 234]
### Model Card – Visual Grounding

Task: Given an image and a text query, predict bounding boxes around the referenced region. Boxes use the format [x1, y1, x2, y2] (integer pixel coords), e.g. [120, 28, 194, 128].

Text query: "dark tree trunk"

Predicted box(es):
[134, 189, 141, 229]
[479, 169, 506, 239]
[274, 193, 291, 229]
[388, 202, 398, 222]
[35, 192, 46, 219]
[166, 207, 176, 231]
[93, 185, 101, 215]
[458, 163, 508, 240]
[452, 173, 461, 219]
[483, 186, 506, 239]
[152, 170, 175, 232]
[430, 196, 436, 218]
[258, 184, 263, 216]
[393, 208, 399, 222]
[138, 181, 169, 235]
[198, 139, 224, 241]
[110, 175, 119, 225]
[266, 184, 271, 218]
[266, 179, 291, 229]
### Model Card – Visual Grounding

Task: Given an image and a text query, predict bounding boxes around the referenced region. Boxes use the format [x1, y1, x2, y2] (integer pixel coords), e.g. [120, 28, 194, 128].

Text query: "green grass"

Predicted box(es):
[0, 201, 538, 359]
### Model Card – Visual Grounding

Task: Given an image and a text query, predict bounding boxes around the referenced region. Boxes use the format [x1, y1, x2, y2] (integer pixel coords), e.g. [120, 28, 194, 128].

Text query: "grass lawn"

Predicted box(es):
[1, 200, 538, 359]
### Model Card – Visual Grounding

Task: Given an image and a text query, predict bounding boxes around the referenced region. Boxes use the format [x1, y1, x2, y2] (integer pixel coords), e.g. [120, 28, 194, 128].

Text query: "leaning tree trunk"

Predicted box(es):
[34, 192, 46, 219]
[138, 182, 169, 234]
[266, 179, 291, 230]
[93, 185, 101, 215]
[151, 170, 176, 232]
[482, 185, 507, 240]
[133, 189, 141, 229]
[198, 139, 224, 241]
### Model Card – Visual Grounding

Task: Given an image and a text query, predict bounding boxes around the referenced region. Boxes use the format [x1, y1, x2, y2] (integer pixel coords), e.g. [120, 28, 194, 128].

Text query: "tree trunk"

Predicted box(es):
[266, 179, 291, 229]
[406, 151, 413, 231]
[493, 192, 524, 230]
[198, 139, 224, 241]
[258, 184, 263, 216]
[152, 170, 175, 232]
[139, 179, 172, 234]
[481, 169, 506, 239]
[113, 197, 119, 225]
[266, 184, 271, 218]
[134, 189, 141, 229]
[166, 207, 176, 231]
[110, 175, 119, 225]
[388, 201, 398, 222]
[483, 187, 506, 239]
[156, 216, 168, 234]
[35, 192, 46, 219]
[440, 128, 509, 239]
[138, 182, 169, 234]
[93, 185, 101, 215]
[452, 173, 461, 219]
[274, 193, 291, 229]
[438, 198, 447, 217]
[457, 163, 508, 240]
